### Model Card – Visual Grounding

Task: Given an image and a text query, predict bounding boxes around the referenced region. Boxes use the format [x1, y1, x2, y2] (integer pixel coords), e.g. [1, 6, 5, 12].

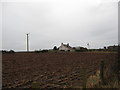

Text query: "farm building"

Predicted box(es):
[58, 43, 87, 52]
[58, 43, 75, 51]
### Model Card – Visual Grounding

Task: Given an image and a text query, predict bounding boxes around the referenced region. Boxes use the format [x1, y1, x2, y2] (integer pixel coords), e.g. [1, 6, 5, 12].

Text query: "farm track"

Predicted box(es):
[2, 52, 117, 88]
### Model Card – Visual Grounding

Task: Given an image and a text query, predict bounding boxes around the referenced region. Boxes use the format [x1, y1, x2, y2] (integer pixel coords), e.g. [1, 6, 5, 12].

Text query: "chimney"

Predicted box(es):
[67, 43, 69, 47]
[61, 43, 63, 45]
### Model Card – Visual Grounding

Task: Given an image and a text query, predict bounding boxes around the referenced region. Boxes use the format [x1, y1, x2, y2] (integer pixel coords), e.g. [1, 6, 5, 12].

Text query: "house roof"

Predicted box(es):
[62, 44, 72, 48]
[58, 43, 73, 49]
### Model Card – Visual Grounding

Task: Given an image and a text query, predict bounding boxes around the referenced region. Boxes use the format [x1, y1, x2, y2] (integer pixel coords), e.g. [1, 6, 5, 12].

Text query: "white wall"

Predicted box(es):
[59, 44, 74, 51]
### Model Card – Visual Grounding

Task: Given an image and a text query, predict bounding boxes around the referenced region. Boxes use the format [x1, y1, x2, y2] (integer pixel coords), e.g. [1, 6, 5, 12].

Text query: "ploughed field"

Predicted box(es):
[2, 52, 117, 88]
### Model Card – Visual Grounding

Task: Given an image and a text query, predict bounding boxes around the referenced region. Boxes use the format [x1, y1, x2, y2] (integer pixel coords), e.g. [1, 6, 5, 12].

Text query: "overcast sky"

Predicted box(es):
[1, 0, 119, 51]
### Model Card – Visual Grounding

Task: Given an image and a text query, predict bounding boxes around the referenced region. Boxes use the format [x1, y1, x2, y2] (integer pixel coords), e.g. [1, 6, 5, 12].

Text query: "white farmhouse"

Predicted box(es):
[58, 43, 75, 51]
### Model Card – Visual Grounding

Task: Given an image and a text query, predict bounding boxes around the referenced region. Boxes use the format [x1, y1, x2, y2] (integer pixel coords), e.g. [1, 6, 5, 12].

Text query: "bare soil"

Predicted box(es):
[2, 52, 117, 88]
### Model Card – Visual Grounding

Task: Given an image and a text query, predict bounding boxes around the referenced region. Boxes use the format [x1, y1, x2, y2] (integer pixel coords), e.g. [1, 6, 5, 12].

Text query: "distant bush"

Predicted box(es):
[41, 50, 48, 53]
[60, 50, 65, 51]
[2, 50, 15, 53]
[53, 46, 58, 50]
[34, 50, 48, 53]
[2, 50, 7, 53]
[9, 50, 15, 53]
[98, 49, 104, 51]
[34, 50, 40, 53]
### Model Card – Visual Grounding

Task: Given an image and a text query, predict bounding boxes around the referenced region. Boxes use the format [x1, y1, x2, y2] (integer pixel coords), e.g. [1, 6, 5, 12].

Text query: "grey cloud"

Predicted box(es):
[2, 0, 118, 51]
